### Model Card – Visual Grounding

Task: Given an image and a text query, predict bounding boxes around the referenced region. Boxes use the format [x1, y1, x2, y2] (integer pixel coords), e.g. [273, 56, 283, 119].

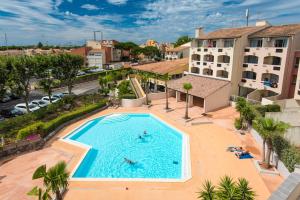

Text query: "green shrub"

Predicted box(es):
[281, 147, 300, 172]
[16, 122, 44, 140]
[42, 101, 107, 136]
[234, 118, 242, 130]
[265, 104, 281, 112]
[254, 104, 281, 117]
[272, 135, 290, 158]
[120, 94, 136, 99]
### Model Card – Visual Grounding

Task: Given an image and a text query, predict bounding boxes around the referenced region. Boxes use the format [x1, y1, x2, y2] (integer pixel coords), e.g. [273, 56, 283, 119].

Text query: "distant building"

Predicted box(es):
[86, 40, 121, 63]
[86, 49, 106, 68]
[0, 48, 69, 56]
[70, 47, 92, 67]
[165, 42, 191, 60]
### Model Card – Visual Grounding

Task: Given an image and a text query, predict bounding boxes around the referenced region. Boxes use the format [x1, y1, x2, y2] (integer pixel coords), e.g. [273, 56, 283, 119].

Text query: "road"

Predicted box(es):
[0, 80, 99, 110]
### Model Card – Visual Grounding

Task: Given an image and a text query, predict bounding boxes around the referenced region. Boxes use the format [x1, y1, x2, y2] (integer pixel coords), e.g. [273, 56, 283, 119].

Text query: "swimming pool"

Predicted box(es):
[63, 113, 191, 181]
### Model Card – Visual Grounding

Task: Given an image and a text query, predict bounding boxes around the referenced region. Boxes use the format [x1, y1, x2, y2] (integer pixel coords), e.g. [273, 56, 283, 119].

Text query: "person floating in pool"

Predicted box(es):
[138, 135, 143, 139]
[143, 130, 147, 135]
[124, 158, 135, 165]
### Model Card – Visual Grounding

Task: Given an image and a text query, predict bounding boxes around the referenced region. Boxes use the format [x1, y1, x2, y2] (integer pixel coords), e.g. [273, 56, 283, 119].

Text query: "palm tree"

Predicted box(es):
[198, 180, 216, 200]
[27, 186, 51, 200]
[160, 73, 171, 110]
[183, 82, 192, 119]
[253, 118, 289, 168]
[140, 72, 151, 105]
[30, 161, 69, 200]
[236, 178, 255, 200]
[217, 175, 238, 200]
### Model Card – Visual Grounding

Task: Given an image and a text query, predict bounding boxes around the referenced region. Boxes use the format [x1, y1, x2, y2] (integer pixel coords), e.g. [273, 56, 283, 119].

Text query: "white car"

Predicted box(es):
[14, 103, 40, 113]
[31, 100, 49, 108]
[41, 96, 59, 103]
[52, 93, 64, 99]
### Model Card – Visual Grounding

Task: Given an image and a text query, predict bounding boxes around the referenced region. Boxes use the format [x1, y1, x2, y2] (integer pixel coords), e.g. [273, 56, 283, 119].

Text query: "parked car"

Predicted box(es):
[52, 93, 64, 99]
[14, 103, 40, 114]
[0, 108, 24, 118]
[31, 100, 49, 108]
[41, 96, 59, 103]
[0, 115, 5, 121]
[77, 71, 86, 76]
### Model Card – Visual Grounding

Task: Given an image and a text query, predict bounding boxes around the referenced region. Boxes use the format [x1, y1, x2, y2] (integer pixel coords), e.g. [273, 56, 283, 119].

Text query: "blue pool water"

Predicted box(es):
[65, 113, 183, 179]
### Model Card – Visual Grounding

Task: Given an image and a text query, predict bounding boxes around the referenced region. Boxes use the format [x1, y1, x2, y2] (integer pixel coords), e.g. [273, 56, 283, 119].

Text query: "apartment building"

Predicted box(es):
[189, 23, 267, 96]
[86, 49, 105, 68]
[294, 52, 300, 100]
[165, 42, 191, 60]
[239, 24, 300, 103]
[86, 40, 121, 63]
[188, 22, 300, 104]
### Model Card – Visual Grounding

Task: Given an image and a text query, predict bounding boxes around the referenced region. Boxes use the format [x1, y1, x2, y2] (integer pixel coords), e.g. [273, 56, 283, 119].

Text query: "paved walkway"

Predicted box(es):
[0, 100, 283, 200]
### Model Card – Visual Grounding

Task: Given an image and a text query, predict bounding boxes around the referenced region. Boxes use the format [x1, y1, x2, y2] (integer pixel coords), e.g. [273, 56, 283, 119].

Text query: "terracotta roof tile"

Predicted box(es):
[249, 24, 300, 37]
[198, 26, 265, 39]
[166, 46, 189, 52]
[131, 58, 188, 75]
[168, 74, 230, 98]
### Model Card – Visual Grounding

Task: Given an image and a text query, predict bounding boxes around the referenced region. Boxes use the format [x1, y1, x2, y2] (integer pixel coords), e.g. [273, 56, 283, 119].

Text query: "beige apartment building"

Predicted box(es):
[188, 21, 300, 105]
[165, 42, 191, 60]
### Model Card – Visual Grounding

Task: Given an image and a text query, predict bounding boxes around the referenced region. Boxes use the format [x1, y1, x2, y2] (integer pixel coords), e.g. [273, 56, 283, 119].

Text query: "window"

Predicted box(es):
[242, 71, 257, 80]
[249, 39, 262, 47]
[212, 41, 217, 47]
[197, 40, 203, 47]
[295, 57, 300, 68]
[244, 55, 258, 64]
[272, 57, 281, 65]
[274, 38, 288, 47]
[224, 39, 234, 47]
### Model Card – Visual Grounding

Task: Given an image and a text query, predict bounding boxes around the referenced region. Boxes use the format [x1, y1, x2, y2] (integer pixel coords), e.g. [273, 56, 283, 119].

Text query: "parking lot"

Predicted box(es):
[0, 80, 99, 116]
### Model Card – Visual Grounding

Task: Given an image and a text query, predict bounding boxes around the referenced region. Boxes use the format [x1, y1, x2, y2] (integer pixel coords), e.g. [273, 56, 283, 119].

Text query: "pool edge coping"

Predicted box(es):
[59, 112, 192, 183]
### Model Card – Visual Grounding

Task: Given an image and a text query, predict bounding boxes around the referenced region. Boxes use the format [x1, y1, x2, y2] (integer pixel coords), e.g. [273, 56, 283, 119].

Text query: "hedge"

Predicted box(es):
[16, 100, 107, 140]
[42, 101, 106, 134]
[16, 122, 44, 140]
[281, 147, 300, 172]
[254, 104, 281, 117]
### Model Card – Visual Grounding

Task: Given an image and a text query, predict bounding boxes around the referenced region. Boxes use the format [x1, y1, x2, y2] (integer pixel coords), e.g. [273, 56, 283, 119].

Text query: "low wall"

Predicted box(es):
[250, 128, 290, 178]
[0, 137, 43, 158]
[121, 97, 146, 108]
[148, 91, 174, 101]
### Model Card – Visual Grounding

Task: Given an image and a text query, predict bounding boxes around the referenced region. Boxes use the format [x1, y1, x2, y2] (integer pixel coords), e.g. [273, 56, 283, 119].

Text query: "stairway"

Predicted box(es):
[129, 77, 146, 99]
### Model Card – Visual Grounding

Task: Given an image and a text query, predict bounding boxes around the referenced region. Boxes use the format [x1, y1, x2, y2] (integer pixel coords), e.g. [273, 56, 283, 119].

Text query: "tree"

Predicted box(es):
[36, 55, 59, 103]
[52, 54, 83, 94]
[27, 186, 51, 200]
[141, 46, 160, 59]
[174, 35, 192, 47]
[10, 55, 37, 112]
[183, 82, 192, 119]
[30, 161, 69, 200]
[236, 178, 255, 200]
[198, 176, 255, 200]
[139, 72, 152, 105]
[217, 175, 238, 200]
[198, 180, 216, 200]
[37, 42, 43, 48]
[253, 118, 289, 168]
[0, 57, 9, 99]
[160, 74, 171, 110]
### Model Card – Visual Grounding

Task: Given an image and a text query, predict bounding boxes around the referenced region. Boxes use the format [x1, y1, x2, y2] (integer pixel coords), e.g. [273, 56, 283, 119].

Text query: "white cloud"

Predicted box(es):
[106, 0, 128, 5]
[81, 4, 100, 10]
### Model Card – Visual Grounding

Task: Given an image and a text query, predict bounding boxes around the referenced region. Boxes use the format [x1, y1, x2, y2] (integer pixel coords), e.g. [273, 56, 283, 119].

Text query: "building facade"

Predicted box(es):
[188, 22, 300, 103]
[86, 49, 105, 68]
[165, 43, 191, 60]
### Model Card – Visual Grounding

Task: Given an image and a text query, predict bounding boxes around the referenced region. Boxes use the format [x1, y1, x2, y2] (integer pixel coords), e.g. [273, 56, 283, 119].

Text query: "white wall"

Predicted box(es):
[250, 128, 291, 178]
[204, 83, 231, 112]
[121, 97, 146, 108]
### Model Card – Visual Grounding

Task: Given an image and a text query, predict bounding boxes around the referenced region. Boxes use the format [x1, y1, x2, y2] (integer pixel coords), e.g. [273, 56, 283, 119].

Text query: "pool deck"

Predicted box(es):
[0, 98, 283, 200]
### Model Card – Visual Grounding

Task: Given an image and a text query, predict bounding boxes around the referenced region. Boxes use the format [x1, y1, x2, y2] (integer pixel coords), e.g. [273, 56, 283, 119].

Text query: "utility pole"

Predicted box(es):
[4, 33, 7, 49]
[93, 31, 103, 41]
[246, 9, 249, 27]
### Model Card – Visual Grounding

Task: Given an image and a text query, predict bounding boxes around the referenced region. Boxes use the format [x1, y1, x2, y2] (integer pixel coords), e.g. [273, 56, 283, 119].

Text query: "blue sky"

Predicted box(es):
[0, 0, 300, 46]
